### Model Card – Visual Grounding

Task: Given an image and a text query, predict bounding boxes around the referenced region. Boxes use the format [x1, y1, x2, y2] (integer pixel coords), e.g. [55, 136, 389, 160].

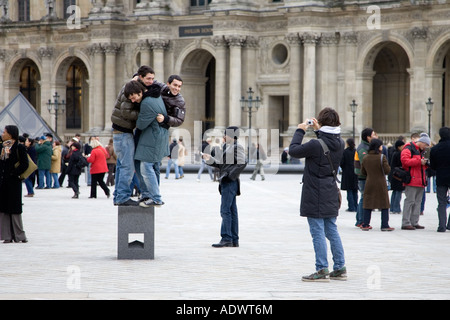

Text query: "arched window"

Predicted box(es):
[66, 64, 83, 129]
[19, 65, 38, 107]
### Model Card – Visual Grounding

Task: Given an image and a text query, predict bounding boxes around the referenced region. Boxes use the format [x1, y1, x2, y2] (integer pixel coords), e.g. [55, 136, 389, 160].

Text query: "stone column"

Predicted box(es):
[137, 40, 151, 67]
[409, 27, 428, 133]
[225, 35, 246, 126]
[0, 50, 5, 108]
[427, 68, 444, 142]
[104, 43, 120, 132]
[286, 33, 301, 132]
[212, 36, 228, 130]
[342, 32, 358, 133]
[88, 43, 105, 133]
[38, 47, 55, 129]
[301, 33, 319, 120]
[151, 39, 168, 83]
[319, 33, 340, 111]
[242, 36, 259, 129]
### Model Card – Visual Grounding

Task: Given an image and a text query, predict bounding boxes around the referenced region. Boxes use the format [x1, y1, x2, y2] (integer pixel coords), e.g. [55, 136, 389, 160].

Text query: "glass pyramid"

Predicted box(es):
[0, 93, 59, 141]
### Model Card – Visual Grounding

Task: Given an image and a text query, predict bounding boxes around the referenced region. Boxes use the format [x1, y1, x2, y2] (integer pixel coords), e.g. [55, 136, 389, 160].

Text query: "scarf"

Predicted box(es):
[1, 140, 13, 160]
[319, 126, 341, 135]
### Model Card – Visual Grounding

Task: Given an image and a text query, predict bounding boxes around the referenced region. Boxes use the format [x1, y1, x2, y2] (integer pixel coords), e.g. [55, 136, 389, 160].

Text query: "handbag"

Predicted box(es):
[318, 139, 342, 208]
[15, 152, 37, 181]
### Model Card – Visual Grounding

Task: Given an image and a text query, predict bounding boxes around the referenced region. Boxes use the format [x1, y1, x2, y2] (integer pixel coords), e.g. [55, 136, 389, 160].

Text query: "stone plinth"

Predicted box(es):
[117, 206, 154, 260]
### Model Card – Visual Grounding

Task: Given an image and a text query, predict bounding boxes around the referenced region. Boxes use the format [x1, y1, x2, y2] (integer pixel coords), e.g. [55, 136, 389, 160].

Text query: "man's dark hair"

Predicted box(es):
[317, 107, 340, 127]
[224, 126, 240, 140]
[137, 65, 155, 77]
[361, 127, 374, 143]
[439, 127, 450, 140]
[167, 74, 183, 84]
[124, 81, 145, 98]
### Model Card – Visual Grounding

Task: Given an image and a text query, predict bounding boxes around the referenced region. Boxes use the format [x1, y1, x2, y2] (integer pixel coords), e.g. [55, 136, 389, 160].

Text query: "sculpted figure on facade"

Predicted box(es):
[43, 0, 57, 20]
[0, 0, 11, 22]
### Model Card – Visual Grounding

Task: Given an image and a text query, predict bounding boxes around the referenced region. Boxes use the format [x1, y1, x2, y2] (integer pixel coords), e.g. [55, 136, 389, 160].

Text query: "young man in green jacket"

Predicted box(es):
[35, 134, 53, 189]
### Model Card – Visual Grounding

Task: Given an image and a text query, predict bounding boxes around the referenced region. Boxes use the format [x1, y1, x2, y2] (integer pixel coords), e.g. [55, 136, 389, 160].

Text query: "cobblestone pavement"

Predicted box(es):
[1, 172, 449, 300]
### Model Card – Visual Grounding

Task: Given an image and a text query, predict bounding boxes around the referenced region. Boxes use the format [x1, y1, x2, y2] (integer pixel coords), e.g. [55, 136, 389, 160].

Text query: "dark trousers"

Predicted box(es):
[90, 172, 110, 198]
[363, 208, 390, 228]
[346, 189, 358, 212]
[68, 174, 80, 195]
[436, 185, 450, 232]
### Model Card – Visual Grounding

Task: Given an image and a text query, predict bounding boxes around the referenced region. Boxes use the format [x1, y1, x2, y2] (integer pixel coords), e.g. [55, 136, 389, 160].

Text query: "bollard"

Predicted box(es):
[117, 205, 154, 259]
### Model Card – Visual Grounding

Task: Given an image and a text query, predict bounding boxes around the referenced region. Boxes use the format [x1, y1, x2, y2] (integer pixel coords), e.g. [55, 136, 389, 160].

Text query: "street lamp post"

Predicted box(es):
[350, 99, 358, 141]
[240, 87, 261, 162]
[426, 97, 434, 137]
[47, 92, 66, 136]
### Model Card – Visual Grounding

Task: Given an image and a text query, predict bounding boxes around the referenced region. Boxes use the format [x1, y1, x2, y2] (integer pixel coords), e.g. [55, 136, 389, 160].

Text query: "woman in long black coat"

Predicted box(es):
[340, 138, 358, 212]
[0, 125, 29, 243]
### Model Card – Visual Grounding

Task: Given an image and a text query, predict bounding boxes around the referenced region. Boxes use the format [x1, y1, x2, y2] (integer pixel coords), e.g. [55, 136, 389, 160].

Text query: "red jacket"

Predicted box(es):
[401, 142, 427, 187]
[87, 146, 109, 174]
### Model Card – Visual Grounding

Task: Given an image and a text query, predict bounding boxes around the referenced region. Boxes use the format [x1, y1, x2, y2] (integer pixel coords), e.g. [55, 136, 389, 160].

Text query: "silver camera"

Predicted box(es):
[306, 119, 314, 126]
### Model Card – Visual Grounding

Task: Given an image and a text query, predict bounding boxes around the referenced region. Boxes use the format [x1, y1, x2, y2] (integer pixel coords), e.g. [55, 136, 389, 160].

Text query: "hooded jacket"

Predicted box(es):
[289, 127, 344, 218]
[430, 127, 450, 186]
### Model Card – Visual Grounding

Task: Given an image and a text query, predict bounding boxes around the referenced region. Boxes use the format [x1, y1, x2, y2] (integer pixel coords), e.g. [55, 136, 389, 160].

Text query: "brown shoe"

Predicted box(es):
[401, 225, 415, 230]
[24, 194, 34, 197]
[414, 225, 425, 229]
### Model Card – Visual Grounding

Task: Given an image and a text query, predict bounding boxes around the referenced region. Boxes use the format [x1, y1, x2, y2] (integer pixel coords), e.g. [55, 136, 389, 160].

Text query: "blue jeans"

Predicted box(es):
[307, 217, 345, 271]
[38, 169, 51, 188]
[24, 177, 34, 195]
[356, 179, 366, 225]
[390, 190, 403, 213]
[113, 132, 135, 204]
[139, 161, 162, 203]
[197, 159, 213, 180]
[51, 173, 60, 188]
[165, 158, 179, 179]
[220, 180, 239, 243]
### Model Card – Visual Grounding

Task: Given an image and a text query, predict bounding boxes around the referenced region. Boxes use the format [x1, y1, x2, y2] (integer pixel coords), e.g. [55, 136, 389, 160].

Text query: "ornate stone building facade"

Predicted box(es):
[1, 0, 450, 146]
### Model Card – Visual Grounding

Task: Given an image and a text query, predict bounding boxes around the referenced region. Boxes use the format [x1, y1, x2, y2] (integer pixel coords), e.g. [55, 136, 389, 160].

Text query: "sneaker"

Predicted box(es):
[139, 199, 164, 208]
[117, 199, 139, 206]
[381, 227, 395, 231]
[302, 268, 330, 282]
[329, 267, 347, 281]
[138, 197, 150, 203]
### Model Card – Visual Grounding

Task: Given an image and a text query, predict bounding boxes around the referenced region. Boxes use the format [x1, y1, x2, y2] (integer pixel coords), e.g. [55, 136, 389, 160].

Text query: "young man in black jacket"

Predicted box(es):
[202, 126, 247, 248]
